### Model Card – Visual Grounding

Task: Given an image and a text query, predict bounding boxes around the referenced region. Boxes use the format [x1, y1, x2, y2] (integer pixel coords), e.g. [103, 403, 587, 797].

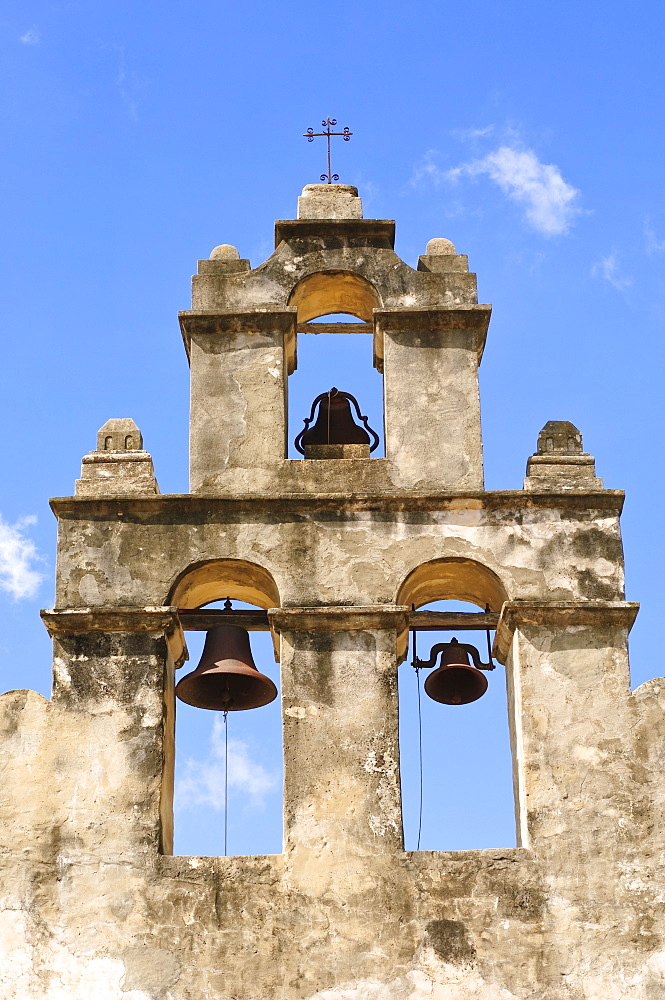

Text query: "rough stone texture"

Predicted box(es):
[303, 443, 370, 459]
[76, 419, 159, 497]
[1, 186, 664, 999]
[297, 183, 362, 220]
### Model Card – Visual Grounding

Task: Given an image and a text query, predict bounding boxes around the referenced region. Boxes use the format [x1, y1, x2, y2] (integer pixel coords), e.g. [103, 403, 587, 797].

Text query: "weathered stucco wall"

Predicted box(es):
[1, 185, 664, 999]
[2, 605, 665, 999]
[50, 494, 626, 611]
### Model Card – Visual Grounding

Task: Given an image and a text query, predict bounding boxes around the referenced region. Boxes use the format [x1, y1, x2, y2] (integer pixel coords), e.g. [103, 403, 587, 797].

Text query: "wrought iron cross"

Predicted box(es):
[303, 118, 352, 184]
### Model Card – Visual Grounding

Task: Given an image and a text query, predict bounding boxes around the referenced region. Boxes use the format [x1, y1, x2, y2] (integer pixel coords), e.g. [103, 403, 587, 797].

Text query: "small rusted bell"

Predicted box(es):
[175, 625, 277, 712]
[423, 638, 488, 706]
[295, 388, 380, 453]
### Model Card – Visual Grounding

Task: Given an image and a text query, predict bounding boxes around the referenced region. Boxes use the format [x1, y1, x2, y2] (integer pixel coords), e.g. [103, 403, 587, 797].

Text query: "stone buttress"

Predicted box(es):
[1, 183, 664, 999]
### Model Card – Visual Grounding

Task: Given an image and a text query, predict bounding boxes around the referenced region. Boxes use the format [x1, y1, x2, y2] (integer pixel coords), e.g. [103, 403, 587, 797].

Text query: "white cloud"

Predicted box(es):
[176, 716, 277, 812]
[446, 146, 581, 236]
[592, 253, 632, 291]
[0, 515, 44, 600]
[20, 30, 39, 45]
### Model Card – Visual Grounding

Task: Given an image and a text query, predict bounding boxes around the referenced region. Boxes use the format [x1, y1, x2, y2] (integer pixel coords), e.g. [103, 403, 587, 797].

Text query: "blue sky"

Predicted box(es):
[1, 1, 664, 856]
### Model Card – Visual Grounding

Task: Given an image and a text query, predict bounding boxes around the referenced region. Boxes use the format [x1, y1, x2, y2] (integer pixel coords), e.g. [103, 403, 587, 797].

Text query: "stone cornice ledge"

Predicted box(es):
[179, 309, 297, 336]
[48, 490, 626, 518]
[494, 600, 640, 663]
[374, 306, 491, 332]
[41, 607, 188, 666]
[274, 218, 396, 248]
[373, 306, 491, 365]
[269, 605, 410, 633]
[179, 308, 297, 359]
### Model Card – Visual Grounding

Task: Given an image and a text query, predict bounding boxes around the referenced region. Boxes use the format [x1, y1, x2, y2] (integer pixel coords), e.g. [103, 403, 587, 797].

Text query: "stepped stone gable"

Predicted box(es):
[1, 183, 664, 999]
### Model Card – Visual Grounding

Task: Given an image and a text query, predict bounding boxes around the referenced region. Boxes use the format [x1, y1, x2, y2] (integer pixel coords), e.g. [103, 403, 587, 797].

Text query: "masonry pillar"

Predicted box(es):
[495, 601, 639, 857]
[375, 307, 490, 491]
[179, 310, 297, 493]
[270, 607, 408, 862]
[40, 608, 186, 859]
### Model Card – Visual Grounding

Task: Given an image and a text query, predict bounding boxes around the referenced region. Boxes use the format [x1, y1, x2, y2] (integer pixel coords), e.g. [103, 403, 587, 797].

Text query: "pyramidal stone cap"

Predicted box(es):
[76, 418, 159, 496]
[297, 183, 363, 220]
[524, 420, 603, 491]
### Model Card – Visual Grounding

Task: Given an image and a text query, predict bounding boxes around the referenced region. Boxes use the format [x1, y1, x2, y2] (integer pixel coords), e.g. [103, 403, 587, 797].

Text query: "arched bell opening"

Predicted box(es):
[287, 272, 384, 459]
[166, 560, 283, 858]
[395, 559, 515, 852]
[288, 270, 381, 324]
[169, 557, 280, 613]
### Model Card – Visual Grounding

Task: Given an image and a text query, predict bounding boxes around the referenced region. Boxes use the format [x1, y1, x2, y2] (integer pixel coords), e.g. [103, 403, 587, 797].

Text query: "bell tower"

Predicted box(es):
[183, 181, 488, 494]
[1, 183, 665, 999]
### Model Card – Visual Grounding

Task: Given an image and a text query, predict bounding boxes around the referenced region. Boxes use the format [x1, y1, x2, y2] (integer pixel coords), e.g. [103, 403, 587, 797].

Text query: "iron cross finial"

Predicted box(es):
[303, 117, 353, 184]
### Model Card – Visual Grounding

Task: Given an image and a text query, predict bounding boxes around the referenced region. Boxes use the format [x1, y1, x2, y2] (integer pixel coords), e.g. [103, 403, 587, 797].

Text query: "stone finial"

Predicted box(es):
[524, 421, 603, 491]
[96, 418, 143, 453]
[76, 419, 159, 497]
[536, 420, 583, 454]
[417, 236, 469, 274]
[209, 244, 240, 261]
[425, 237, 456, 255]
[297, 184, 363, 220]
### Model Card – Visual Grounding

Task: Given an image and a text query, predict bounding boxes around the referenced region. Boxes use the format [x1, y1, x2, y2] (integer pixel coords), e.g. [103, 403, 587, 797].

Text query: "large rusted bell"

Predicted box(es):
[294, 387, 380, 455]
[175, 625, 277, 712]
[423, 638, 488, 706]
[301, 388, 371, 446]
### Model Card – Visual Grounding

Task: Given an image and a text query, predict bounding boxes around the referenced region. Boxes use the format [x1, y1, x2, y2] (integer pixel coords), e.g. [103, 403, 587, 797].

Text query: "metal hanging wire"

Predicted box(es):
[223, 596, 231, 857]
[411, 611, 424, 851]
[223, 709, 229, 856]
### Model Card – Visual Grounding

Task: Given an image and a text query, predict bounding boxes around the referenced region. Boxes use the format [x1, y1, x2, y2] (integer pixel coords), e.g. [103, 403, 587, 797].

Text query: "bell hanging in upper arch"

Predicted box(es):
[295, 387, 380, 457]
[175, 625, 277, 712]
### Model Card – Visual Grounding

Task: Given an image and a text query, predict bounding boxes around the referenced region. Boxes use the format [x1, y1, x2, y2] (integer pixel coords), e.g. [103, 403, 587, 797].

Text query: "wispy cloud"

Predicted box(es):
[451, 124, 495, 141]
[645, 220, 665, 255]
[103, 44, 140, 121]
[0, 515, 44, 600]
[414, 131, 581, 237]
[20, 29, 40, 45]
[446, 146, 580, 236]
[176, 716, 277, 811]
[592, 253, 632, 292]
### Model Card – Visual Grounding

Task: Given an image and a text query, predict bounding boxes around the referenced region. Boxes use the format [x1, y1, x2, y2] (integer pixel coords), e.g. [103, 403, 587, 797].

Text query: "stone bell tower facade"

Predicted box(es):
[1, 184, 664, 998]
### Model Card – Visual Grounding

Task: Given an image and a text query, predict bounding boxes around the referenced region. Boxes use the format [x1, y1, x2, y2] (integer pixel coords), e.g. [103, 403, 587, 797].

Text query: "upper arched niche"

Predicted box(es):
[397, 557, 508, 612]
[168, 558, 280, 611]
[395, 557, 508, 662]
[288, 270, 381, 323]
